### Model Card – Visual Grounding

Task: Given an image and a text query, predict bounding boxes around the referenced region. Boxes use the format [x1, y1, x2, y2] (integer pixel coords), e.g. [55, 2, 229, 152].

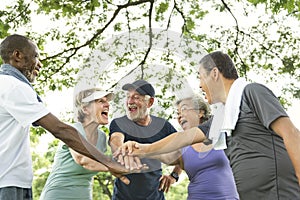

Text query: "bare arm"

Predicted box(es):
[109, 132, 125, 153]
[110, 132, 143, 170]
[149, 150, 182, 166]
[123, 127, 206, 157]
[36, 113, 130, 183]
[70, 149, 109, 172]
[271, 116, 300, 185]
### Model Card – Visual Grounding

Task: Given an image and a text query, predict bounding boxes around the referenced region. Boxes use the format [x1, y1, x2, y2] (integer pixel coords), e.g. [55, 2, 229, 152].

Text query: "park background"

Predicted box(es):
[1, 0, 299, 199]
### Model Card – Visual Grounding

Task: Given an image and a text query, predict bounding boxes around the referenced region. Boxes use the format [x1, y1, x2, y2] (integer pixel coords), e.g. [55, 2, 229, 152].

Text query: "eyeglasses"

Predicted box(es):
[177, 107, 199, 116]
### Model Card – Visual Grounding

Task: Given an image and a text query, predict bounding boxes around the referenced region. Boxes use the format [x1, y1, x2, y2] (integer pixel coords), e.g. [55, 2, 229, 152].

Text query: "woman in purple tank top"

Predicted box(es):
[152, 94, 239, 200]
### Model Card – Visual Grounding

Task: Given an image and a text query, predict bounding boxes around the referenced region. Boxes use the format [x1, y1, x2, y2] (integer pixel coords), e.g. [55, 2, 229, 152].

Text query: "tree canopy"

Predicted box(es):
[0, 0, 299, 103]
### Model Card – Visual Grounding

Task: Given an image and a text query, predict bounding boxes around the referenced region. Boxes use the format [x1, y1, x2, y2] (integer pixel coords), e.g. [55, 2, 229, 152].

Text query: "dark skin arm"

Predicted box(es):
[36, 113, 131, 184]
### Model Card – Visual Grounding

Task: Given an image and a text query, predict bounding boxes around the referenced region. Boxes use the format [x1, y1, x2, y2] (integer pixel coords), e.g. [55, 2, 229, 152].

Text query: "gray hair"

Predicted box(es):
[176, 94, 211, 123]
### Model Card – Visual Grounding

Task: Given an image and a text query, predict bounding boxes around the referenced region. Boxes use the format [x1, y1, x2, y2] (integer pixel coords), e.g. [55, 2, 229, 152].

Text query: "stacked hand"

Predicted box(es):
[107, 153, 148, 185]
[113, 141, 150, 171]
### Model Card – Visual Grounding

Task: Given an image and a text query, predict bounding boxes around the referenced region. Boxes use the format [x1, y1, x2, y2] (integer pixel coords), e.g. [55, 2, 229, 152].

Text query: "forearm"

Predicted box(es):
[70, 149, 109, 172]
[149, 150, 181, 165]
[80, 157, 109, 172]
[172, 164, 183, 175]
[109, 132, 125, 153]
[37, 113, 113, 167]
[146, 127, 206, 156]
[283, 128, 300, 184]
[271, 117, 300, 185]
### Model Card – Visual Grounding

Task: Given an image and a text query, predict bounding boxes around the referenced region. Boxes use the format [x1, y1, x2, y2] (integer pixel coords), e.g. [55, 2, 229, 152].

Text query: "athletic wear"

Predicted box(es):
[40, 123, 107, 200]
[225, 83, 300, 199]
[109, 115, 176, 200]
[182, 146, 239, 200]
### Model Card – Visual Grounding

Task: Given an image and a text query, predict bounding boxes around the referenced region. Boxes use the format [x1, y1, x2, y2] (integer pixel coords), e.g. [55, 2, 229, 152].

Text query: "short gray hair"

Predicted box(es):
[176, 94, 211, 122]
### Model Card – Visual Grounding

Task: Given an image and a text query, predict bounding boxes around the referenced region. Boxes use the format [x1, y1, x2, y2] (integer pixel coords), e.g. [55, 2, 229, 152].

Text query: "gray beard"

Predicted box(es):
[126, 107, 149, 122]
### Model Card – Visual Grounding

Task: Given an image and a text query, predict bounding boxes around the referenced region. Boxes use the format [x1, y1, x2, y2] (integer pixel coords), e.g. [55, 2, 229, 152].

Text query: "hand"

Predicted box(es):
[106, 158, 146, 185]
[159, 175, 176, 193]
[115, 153, 144, 170]
[113, 140, 150, 158]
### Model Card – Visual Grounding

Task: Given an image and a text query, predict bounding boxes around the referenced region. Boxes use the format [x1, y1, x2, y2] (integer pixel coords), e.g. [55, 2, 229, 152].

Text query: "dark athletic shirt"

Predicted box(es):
[199, 83, 300, 200]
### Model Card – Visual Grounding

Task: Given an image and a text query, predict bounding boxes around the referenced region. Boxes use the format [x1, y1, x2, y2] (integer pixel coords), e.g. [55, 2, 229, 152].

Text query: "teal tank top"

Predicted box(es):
[40, 123, 107, 200]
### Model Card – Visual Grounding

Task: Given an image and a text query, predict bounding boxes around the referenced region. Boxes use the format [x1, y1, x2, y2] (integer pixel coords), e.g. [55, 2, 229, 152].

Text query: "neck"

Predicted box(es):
[136, 115, 152, 126]
[82, 120, 99, 143]
[220, 78, 235, 103]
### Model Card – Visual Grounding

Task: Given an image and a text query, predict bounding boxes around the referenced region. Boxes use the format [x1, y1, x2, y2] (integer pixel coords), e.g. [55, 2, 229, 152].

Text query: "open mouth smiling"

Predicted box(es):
[180, 120, 188, 127]
[101, 111, 109, 118]
[128, 105, 137, 112]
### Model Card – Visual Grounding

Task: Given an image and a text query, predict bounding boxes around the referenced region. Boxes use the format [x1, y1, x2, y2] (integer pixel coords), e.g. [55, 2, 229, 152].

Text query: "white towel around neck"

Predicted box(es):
[209, 77, 249, 150]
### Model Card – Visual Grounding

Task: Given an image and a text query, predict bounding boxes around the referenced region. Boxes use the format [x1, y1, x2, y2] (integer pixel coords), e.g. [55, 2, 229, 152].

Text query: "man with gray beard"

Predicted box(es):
[109, 80, 177, 200]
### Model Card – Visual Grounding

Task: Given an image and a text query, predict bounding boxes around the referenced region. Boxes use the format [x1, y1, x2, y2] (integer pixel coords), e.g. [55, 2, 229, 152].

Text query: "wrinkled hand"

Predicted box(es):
[107, 159, 148, 185]
[159, 175, 176, 193]
[113, 141, 150, 158]
[114, 153, 145, 171]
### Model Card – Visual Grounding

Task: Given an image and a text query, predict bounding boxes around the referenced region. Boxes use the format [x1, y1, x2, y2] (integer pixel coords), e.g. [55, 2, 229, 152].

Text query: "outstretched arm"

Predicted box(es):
[70, 149, 109, 172]
[118, 127, 206, 157]
[149, 150, 182, 165]
[271, 116, 300, 185]
[109, 132, 144, 170]
[36, 113, 130, 184]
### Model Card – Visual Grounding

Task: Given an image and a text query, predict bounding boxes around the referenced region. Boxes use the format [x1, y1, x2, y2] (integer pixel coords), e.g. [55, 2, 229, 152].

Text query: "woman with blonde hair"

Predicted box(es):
[40, 88, 114, 200]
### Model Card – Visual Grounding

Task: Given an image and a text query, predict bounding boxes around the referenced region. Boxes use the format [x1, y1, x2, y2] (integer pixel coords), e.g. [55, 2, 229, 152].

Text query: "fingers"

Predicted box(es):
[117, 154, 125, 165]
[119, 175, 130, 185]
[159, 175, 175, 193]
[133, 156, 143, 169]
[111, 172, 130, 185]
[122, 141, 139, 155]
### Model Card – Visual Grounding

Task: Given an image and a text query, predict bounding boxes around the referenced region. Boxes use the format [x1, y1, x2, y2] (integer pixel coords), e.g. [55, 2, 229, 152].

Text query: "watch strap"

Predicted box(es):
[170, 172, 179, 182]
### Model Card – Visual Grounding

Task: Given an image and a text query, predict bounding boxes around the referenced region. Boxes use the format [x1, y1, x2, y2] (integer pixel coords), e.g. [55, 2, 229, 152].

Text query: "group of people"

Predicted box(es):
[0, 34, 299, 200]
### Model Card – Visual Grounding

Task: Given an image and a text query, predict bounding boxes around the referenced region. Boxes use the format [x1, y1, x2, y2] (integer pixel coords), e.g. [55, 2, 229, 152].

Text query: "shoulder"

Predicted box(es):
[97, 129, 107, 137]
[151, 115, 174, 126]
[151, 115, 170, 124]
[243, 82, 277, 103]
[244, 82, 272, 95]
[0, 75, 29, 90]
[110, 116, 129, 127]
[111, 115, 127, 122]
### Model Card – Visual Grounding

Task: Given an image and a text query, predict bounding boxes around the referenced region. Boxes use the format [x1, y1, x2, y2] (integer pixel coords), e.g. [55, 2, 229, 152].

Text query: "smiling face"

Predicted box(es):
[84, 96, 111, 125]
[16, 41, 42, 83]
[177, 99, 201, 130]
[0, 35, 42, 83]
[198, 64, 215, 105]
[125, 90, 152, 122]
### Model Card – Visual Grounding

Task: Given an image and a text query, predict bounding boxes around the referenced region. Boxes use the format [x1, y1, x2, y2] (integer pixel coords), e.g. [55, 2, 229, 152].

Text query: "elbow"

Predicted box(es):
[73, 154, 85, 166]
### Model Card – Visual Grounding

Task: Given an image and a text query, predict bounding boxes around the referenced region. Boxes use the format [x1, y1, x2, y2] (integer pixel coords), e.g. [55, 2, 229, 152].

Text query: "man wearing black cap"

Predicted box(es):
[109, 80, 177, 200]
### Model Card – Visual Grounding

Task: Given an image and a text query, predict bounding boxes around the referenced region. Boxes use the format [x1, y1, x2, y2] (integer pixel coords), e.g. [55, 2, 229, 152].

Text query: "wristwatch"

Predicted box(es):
[170, 172, 179, 182]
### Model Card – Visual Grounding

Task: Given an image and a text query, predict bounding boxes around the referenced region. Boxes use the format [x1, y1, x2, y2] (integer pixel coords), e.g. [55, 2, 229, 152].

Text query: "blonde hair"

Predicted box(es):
[74, 88, 102, 123]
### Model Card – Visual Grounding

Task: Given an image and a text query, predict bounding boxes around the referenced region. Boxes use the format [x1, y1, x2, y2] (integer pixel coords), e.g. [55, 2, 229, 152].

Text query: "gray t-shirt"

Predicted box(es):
[225, 83, 300, 199]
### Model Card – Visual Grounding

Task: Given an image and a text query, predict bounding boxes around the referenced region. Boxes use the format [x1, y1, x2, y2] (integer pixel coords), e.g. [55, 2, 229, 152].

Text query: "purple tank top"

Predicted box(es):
[182, 146, 239, 200]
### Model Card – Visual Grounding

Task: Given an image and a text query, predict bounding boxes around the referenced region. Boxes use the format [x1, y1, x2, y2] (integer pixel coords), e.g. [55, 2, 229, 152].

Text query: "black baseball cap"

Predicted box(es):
[122, 79, 155, 97]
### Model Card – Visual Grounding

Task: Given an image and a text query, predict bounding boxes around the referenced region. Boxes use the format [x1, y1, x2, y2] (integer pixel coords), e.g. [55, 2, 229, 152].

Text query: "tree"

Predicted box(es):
[0, 0, 299, 102]
[1, 0, 299, 199]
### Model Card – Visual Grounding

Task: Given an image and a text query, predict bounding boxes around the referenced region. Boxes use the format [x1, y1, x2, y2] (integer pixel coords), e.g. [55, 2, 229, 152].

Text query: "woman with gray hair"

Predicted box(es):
[148, 94, 239, 199]
[40, 88, 114, 200]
